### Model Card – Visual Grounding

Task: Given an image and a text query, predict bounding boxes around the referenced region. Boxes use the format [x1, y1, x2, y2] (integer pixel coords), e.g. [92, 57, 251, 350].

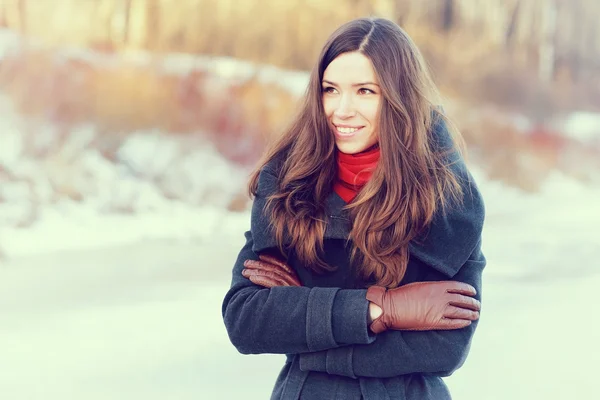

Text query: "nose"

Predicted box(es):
[333, 94, 356, 119]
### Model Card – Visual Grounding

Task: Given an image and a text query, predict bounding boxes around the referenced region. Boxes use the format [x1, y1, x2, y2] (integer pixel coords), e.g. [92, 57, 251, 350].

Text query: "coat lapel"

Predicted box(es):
[250, 182, 351, 255]
[251, 173, 484, 279]
[323, 190, 352, 240]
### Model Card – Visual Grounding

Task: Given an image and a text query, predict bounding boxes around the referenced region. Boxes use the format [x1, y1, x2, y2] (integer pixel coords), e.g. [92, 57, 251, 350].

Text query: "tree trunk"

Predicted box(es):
[538, 0, 557, 83]
[145, 0, 160, 50]
[441, 0, 454, 31]
[123, 0, 132, 46]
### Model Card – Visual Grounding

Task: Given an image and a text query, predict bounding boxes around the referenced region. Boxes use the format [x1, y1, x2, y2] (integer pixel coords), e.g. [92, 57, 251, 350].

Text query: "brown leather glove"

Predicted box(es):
[242, 254, 302, 287]
[366, 281, 481, 333]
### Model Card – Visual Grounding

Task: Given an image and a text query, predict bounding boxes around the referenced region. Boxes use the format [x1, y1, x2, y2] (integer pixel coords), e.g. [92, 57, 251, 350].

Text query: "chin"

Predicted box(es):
[336, 142, 370, 154]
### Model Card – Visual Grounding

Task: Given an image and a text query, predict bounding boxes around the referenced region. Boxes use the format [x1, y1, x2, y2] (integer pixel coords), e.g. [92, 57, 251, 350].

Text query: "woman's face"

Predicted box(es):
[322, 51, 381, 154]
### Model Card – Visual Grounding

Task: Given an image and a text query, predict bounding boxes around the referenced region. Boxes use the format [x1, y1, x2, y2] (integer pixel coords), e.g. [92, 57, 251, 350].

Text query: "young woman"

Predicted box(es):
[222, 17, 485, 400]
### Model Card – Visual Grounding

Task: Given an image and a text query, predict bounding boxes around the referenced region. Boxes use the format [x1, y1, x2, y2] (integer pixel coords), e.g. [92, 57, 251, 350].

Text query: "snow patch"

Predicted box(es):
[560, 111, 600, 144]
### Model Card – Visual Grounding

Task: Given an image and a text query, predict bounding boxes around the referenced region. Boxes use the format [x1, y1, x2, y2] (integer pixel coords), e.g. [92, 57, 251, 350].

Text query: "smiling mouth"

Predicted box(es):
[333, 125, 365, 136]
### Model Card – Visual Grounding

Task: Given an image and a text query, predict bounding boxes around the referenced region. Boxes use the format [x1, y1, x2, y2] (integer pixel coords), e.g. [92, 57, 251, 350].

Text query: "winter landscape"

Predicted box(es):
[1, 2, 600, 399]
[2, 81, 599, 399]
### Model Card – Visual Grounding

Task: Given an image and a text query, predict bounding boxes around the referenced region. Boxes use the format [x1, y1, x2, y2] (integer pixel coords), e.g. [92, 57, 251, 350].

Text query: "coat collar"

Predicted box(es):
[251, 174, 484, 279]
[251, 183, 351, 254]
[250, 114, 485, 278]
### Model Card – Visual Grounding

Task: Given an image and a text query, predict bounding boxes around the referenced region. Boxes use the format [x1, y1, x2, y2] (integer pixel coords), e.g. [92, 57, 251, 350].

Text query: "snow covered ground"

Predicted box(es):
[1, 230, 599, 400]
[560, 111, 600, 145]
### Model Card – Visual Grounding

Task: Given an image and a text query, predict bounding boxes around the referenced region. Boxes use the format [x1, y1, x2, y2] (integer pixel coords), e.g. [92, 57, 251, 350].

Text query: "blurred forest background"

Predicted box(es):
[0, 0, 599, 244]
[3, 0, 600, 110]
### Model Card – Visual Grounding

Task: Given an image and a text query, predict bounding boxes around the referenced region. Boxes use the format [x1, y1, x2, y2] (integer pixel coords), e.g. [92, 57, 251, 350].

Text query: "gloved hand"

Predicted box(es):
[242, 254, 302, 287]
[366, 281, 481, 333]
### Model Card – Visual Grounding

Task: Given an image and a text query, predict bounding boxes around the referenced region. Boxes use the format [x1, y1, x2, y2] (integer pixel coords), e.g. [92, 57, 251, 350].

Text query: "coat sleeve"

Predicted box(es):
[298, 244, 486, 379]
[221, 168, 376, 355]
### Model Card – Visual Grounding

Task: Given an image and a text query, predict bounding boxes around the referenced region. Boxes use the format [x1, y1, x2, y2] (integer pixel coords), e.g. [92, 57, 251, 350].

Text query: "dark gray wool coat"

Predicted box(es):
[222, 117, 486, 400]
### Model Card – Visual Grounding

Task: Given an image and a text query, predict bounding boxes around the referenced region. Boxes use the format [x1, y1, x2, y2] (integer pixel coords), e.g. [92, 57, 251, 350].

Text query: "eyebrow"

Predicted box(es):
[322, 80, 380, 87]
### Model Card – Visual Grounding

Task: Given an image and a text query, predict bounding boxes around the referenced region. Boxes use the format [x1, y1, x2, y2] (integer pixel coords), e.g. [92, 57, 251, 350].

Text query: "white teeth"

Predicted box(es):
[337, 127, 359, 134]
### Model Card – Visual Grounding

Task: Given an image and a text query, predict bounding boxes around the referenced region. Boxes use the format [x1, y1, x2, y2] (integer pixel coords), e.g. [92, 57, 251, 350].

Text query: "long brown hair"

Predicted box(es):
[249, 17, 465, 288]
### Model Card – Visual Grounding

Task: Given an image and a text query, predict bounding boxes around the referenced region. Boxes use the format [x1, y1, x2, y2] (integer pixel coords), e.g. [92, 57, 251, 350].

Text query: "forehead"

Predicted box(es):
[323, 52, 377, 84]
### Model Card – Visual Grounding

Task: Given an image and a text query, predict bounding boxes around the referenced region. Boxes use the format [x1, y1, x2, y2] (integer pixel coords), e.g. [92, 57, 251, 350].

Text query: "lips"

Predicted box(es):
[333, 124, 365, 139]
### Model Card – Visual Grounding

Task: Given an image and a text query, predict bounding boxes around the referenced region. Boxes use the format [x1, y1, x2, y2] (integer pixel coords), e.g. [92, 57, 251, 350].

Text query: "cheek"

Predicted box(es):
[322, 98, 334, 118]
[362, 104, 380, 127]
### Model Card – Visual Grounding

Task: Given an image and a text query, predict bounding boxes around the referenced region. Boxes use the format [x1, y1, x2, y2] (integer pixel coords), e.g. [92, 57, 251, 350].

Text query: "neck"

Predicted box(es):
[333, 145, 381, 203]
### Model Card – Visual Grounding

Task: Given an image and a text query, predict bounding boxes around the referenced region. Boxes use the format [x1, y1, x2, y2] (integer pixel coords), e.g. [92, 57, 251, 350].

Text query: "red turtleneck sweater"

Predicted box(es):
[333, 145, 380, 203]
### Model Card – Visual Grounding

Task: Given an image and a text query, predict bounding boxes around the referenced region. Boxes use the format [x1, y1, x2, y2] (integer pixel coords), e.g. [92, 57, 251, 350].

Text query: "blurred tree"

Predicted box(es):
[504, 0, 521, 49]
[123, 0, 132, 46]
[441, 0, 455, 32]
[145, 0, 160, 50]
[2, 0, 26, 33]
[0, 0, 599, 112]
[538, 0, 557, 83]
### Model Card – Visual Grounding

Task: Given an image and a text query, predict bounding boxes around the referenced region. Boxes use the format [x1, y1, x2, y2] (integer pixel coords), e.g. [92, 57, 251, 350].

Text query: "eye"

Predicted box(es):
[322, 86, 337, 94]
[358, 88, 375, 95]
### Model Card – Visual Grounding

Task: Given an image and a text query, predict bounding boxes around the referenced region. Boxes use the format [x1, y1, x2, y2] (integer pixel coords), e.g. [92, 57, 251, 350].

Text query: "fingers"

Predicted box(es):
[258, 255, 302, 285]
[243, 260, 301, 286]
[242, 266, 298, 286]
[242, 269, 289, 288]
[244, 258, 302, 286]
[445, 282, 477, 296]
[443, 305, 480, 321]
[448, 294, 481, 311]
[249, 275, 285, 288]
[259, 254, 294, 274]
[243, 260, 294, 285]
[406, 317, 472, 331]
[437, 318, 472, 330]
